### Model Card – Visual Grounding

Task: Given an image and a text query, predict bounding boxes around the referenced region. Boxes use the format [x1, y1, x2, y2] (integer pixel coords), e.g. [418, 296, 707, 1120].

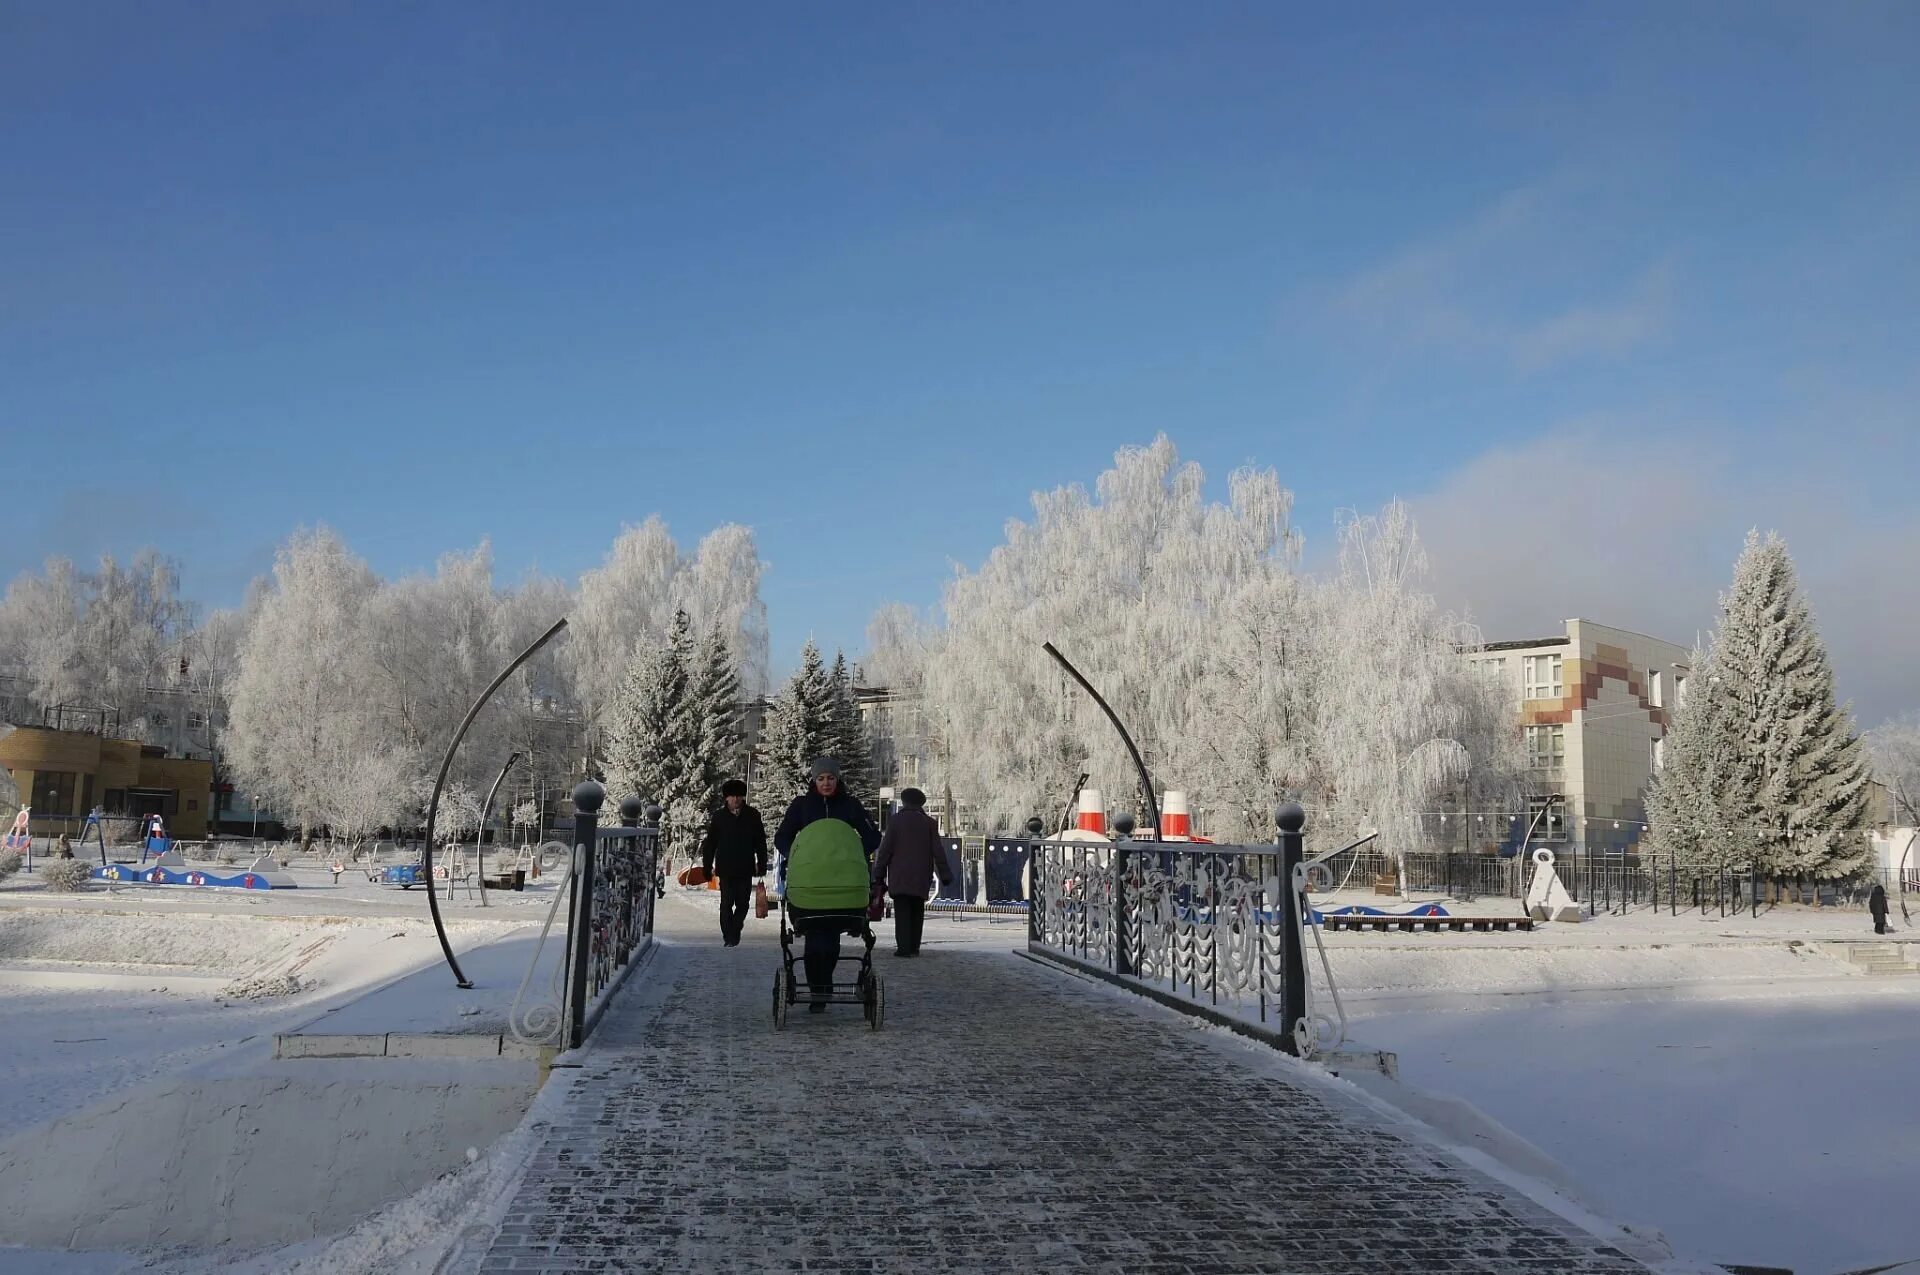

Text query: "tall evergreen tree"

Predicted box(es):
[761, 640, 835, 796]
[1645, 646, 1735, 871]
[690, 622, 744, 800]
[1711, 531, 1870, 879]
[603, 610, 702, 858]
[826, 650, 875, 797]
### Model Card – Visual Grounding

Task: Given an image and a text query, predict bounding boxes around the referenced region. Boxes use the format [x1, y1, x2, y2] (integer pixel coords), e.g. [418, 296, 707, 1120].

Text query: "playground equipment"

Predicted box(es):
[94, 850, 296, 890]
[4, 807, 29, 851]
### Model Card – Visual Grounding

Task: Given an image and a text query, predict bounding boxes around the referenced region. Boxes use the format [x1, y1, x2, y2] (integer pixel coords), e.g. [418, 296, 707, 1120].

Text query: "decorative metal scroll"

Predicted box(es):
[1031, 839, 1291, 1025]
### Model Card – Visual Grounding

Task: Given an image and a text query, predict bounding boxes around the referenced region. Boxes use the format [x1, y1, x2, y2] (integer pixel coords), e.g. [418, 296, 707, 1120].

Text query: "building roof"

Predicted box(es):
[1472, 637, 1571, 653]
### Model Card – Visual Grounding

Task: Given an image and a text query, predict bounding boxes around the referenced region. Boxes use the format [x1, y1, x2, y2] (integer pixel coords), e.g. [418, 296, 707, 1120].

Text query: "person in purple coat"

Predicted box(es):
[871, 788, 952, 957]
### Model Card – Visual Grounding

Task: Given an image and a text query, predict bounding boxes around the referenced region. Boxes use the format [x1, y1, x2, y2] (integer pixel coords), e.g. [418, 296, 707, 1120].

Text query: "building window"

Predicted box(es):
[187, 710, 208, 731]
[1523, 654, 1563, 701]
[150, 711, 170, 728]
[1652, 737, 1665, 772]
[1675, 674, 1688, 707]
[31, 770, 78, 816]
[1648, 670, 1663, 708]
[1526, 796, 1567, 842]
[1525, 724, 1565, 774]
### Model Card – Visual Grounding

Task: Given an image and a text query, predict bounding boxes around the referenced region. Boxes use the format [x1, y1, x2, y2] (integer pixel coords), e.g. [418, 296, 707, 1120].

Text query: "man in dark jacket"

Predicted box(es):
[700, 779, 767, 947]
[872, 787, 952, 957]
[1870, 882, 1891, 935]
[773, 757, 882, 1009]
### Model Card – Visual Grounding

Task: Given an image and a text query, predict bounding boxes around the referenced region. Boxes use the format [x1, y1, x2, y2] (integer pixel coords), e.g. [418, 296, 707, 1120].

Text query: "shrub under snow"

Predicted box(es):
[39, 858, 94, 892]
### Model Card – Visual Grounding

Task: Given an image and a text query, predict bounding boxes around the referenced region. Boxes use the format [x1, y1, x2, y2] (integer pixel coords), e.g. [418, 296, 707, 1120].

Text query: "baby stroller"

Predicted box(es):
[772, 818, 884, 1030]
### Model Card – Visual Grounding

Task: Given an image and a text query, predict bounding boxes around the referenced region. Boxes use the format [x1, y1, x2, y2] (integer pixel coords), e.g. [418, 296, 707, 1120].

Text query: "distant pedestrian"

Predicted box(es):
[700, 780, 767, 947]
[872, 788, 952, 957]
[1869, 882, 1891, 935]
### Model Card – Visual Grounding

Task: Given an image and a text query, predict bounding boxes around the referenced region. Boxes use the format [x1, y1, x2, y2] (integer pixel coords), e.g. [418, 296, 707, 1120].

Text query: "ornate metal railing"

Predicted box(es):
[509, 782, 661, 1051]
[1029, 805, 1310, 1052]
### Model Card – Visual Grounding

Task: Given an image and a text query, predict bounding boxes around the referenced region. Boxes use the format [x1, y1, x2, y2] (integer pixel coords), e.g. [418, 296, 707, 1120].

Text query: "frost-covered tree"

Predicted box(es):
[762, 641, 836, 797]
[0, 550, 193, 736]
[568, 519, 682, 747]
[321, 744, 416, 857]
[603, 610, 704, 857]
[1870, 714, 1920, 830]
[900, 438, 1522, 844]
[826, 651, 875, 797]
[223, 529, 384, 842]
[1644, 647, 1735, 871]
[674, 524, 771, 696]
[690, 623, 745, 798]
[1709, 531, 1871, 879]
[1303, 505, 1523, 854]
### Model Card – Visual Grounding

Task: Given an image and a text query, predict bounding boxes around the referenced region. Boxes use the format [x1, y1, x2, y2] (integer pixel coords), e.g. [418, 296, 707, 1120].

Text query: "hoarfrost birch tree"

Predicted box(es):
[1869, 714, 1920, 830]
[568, 518, 681, 747]
[674, 524, 771, 696]
[223, 528, 383, 843]
[894, 438, 1523, 845]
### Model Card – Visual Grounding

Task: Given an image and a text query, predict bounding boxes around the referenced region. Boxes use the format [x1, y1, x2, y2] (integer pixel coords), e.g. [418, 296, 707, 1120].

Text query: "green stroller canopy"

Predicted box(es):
[785, 818, 870, 910]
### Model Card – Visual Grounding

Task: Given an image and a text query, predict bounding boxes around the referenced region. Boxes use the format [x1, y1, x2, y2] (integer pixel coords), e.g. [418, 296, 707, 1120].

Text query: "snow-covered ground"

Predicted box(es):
[0, 868, 551, 1272]
[6, 872, 1914, 1274]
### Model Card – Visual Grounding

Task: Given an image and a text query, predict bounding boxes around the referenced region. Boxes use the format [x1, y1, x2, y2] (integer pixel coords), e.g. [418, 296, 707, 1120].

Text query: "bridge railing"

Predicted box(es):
[558, 783, 662, 1050]
[1028, 806, 1310, 1053]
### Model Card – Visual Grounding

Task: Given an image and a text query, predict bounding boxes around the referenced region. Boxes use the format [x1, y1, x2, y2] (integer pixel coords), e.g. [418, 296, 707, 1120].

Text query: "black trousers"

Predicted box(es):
[718, 876, 752, 944]
[892, 894, 926, 954]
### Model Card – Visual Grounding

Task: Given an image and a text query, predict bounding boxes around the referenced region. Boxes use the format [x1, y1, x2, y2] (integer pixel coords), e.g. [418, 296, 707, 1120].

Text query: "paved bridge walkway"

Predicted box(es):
[467, 898, 1659, 1274]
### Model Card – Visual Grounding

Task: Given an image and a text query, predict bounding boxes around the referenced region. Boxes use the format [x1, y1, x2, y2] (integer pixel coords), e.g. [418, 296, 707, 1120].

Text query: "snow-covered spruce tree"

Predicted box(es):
[1644, 647, 1735, 872]
[761, 641, 836, 797]
[826, 651, 875, 797]
[603, 610, 703, 858]
[690, 623, 745, 799]
[1712, 531, 1871, 881]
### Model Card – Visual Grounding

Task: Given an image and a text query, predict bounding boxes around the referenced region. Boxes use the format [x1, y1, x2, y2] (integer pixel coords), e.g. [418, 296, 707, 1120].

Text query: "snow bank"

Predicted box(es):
[0, 1061, 539, 1253]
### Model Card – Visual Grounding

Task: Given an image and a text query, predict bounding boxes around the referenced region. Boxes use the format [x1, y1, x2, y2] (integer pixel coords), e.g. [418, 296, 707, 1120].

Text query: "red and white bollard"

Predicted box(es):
[1159, 791, 1192, 841]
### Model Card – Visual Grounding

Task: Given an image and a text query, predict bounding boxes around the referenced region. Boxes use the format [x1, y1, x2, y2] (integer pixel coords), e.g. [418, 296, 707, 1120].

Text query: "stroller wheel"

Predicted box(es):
[866, 975, 884, 1031]
[773, 967, 791, 1030]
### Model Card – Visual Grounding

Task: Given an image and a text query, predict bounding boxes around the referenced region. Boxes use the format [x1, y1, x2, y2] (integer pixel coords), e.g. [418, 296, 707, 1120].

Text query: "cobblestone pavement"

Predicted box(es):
[473, 901, 1656, 1274]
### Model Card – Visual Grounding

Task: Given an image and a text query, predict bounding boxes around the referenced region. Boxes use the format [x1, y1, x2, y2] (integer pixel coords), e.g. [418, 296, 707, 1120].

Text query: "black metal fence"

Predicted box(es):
[562, 784, 662, 1049]
[1028, 808, 1309, 1053]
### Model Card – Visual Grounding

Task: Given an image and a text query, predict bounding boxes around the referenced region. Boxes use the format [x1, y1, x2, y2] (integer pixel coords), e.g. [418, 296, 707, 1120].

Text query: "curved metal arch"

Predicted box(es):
[1043, 642, 1159, 840]
[424, 618, 568, 988]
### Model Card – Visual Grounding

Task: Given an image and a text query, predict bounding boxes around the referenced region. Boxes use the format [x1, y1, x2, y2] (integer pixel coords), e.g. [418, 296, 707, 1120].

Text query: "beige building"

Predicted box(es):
[0, 724, 215, 840]
[1469, 619, 1692, 854]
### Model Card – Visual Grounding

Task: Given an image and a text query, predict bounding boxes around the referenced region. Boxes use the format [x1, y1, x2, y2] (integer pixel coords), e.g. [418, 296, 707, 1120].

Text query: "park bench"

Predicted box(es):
[1322, 913, 1534, 933]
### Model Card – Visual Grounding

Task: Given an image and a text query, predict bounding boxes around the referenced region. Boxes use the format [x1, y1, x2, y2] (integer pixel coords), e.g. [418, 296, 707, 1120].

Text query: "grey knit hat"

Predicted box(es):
[808, 757, 842, 781]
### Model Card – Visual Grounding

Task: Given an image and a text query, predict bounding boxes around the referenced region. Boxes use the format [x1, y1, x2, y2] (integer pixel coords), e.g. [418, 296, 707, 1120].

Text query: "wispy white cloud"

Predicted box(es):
[1408, 415, 1920, 725]
[1325, 178, 1673, 371]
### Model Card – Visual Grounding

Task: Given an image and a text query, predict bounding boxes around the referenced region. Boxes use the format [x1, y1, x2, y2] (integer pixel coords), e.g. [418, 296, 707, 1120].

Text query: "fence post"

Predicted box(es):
[1276, 802, 1307, 1057]
[1025, 817, 1044, 945]
[565, 780, 604, 1051]
[1113, 814, 1135, 977]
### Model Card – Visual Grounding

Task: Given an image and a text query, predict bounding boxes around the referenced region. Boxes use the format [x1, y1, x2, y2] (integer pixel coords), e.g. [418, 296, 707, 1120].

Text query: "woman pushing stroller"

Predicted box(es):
[772, 757, 882, 1012]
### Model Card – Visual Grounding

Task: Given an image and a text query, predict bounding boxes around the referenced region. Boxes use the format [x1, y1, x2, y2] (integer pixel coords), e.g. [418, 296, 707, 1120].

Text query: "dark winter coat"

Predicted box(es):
[700, 804, 768, 881]
[772, 788, 882, 873]
[873, 805, 953, 901]
[1869, 884, 1889, 920]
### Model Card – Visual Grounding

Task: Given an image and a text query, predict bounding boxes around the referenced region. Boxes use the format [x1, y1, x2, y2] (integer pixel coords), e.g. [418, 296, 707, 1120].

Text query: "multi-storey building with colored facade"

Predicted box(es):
[1469, 619, 1692, 854]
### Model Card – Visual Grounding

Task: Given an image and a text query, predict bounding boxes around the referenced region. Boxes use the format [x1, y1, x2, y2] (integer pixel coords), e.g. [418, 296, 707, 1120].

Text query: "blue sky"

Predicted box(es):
[4, 3, 1916, 717]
